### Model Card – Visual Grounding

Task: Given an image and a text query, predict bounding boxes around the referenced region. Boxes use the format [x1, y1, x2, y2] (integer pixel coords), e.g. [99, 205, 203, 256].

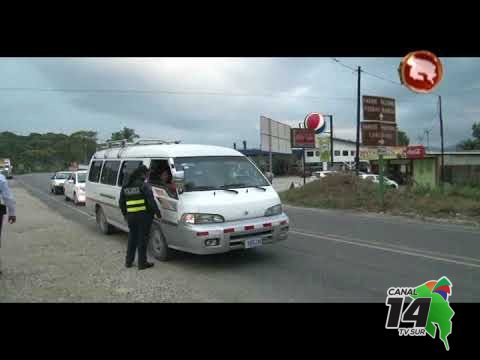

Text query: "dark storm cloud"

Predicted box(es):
[2, 57, 479, 148]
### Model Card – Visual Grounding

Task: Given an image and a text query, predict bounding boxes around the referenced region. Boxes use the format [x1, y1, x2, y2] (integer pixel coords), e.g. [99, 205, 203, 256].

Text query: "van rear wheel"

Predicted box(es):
[148, 223, 170, 261]
[96, 206, 113, 235]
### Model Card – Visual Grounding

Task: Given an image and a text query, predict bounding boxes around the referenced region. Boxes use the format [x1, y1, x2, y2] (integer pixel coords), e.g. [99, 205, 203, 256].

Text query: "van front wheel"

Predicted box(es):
[148, 223, 170, 261]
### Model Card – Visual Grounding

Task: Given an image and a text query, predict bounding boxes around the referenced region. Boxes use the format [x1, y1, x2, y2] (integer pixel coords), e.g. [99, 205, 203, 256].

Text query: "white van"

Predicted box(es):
[85, 140, 289, 261]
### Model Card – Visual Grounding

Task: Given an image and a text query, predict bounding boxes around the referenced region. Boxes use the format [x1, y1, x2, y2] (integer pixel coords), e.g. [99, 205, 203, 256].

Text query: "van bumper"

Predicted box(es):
[168, 213, 289, 255]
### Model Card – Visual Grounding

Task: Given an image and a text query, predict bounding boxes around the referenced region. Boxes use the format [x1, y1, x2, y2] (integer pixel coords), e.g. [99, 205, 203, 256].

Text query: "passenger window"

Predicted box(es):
[88, 161, 103, 183]
[100, 161, 121, 186]
[118, 161, 143, 186]
[149, 159, 177, 199]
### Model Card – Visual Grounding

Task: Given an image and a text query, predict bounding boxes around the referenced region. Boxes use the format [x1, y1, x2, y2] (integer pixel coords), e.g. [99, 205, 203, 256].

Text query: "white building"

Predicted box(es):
[304, 137, 358, 167]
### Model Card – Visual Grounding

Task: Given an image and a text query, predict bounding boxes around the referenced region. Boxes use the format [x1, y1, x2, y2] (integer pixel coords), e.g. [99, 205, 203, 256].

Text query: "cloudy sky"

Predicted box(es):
[0, 57, 478, 148]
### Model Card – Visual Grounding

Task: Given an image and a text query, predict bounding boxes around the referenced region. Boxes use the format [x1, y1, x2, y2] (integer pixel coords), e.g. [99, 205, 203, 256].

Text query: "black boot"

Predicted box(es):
[138, 262, 154, 270]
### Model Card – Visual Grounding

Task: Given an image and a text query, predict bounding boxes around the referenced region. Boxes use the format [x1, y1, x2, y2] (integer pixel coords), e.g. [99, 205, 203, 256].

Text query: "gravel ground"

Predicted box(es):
[0, 185, 210, 302]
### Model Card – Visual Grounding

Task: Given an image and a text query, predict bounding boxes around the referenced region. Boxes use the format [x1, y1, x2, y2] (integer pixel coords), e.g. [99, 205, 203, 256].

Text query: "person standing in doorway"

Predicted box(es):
[0, 173, 16, 275]
[119, 165, 161, 270]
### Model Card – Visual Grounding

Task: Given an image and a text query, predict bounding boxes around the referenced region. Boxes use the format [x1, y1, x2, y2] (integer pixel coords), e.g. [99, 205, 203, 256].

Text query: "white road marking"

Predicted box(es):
[17, 179, 95, 220]
[290, 229, 480, 269]
[292, 228, 480, 263]
[285, 204, 480, 235]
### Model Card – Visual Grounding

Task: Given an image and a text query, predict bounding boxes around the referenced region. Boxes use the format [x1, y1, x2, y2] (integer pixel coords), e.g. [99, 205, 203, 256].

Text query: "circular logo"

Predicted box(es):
[399, 51, 443, 93]
[304, 113, 326, 134]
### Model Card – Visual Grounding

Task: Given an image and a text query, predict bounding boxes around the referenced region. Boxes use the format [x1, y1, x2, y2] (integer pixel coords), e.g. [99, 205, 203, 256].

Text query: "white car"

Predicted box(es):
[359, 174, 399, 189]
[313, 170, 337, 178]
[64, 171, 87, 205]
[50, 171, 72, 194]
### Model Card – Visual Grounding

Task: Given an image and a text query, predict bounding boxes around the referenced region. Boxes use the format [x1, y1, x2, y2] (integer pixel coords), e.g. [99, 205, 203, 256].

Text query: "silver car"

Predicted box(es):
[50, 171, 72, 194]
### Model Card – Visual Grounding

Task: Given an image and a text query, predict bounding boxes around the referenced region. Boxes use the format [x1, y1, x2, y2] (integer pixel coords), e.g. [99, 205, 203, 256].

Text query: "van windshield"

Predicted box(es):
[174, 156, 269, 192]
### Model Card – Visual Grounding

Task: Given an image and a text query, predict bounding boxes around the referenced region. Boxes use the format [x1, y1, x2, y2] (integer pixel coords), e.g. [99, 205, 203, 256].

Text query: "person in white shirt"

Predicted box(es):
[0, 173, 16, 275]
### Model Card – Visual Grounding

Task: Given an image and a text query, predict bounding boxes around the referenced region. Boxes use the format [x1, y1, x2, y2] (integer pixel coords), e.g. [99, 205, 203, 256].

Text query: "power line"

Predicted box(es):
[0, 86, 360, 103]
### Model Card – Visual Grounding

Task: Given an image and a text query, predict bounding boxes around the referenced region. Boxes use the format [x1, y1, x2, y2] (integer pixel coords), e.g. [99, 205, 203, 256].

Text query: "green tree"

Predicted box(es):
[110, 127, 140, 142]
[458, 122, 480, 150]
[397, 130, 410, 146]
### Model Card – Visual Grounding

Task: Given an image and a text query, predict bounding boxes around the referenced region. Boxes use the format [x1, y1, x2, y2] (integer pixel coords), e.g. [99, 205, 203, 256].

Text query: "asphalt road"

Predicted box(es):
[14, 173, 480, 302]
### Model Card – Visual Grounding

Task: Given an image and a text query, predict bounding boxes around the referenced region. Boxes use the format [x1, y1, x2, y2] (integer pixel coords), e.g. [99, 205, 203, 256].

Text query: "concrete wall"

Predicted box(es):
[413, 158, 437, 188]
[444, 154, 480, 166]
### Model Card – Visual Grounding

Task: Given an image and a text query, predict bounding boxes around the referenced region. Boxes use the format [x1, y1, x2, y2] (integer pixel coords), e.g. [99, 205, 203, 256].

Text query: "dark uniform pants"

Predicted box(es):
[126, 212, 153, 266]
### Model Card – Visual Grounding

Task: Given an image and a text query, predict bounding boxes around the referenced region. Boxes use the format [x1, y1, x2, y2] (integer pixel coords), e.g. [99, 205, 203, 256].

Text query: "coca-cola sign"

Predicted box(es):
[406, 145, 425, 159]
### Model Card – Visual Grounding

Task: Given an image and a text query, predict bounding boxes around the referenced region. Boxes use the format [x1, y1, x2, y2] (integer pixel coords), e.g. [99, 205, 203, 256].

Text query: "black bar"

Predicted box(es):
[439, 95, 445, 187]
[355, 66, 361, 175]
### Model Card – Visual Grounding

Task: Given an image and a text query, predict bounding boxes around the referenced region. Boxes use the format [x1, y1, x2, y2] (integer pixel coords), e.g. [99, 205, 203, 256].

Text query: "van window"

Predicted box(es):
[149, 160, 171, 187]
[100, 161, 121, 186]
[342, 150, 349, 156]
[118, 161, 143, 186]
[89, 161, 103, 182]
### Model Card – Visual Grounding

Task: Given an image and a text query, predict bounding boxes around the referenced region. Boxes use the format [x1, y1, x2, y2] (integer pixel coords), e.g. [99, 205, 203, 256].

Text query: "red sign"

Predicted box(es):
[304, 113, 326, 134]
[399, 51, 444, 93]
[406, 145, 426, 159]
[291, 128, 316, 148]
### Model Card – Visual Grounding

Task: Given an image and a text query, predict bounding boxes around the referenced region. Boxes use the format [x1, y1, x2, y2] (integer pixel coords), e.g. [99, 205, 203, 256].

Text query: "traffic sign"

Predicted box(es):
[361, 122, 397, 146]
[399, 51, 444, 93]
[304, 113, 326, 134]
[363, 96, 396, 122]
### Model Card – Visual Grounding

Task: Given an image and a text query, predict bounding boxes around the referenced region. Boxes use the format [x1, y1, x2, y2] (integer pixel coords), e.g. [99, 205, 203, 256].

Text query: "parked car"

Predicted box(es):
[313, 170, 337, 178]
[359, 174, 399, 189]
[50, 171, 72, 194]
[0, 159, 13, 179]
[64, 171, 87, 205]
[86, 140, 289, 261]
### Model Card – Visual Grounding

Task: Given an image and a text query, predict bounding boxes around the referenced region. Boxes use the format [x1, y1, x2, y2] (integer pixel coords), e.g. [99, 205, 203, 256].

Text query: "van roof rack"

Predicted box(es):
[133, 139, 181, 145]
[96, 138, 181, 151]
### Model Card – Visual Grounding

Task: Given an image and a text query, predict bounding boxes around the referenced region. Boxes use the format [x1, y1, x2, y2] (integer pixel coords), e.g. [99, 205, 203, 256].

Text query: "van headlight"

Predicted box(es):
[181, 213, 225, 225]
[265, 204, 282, 217]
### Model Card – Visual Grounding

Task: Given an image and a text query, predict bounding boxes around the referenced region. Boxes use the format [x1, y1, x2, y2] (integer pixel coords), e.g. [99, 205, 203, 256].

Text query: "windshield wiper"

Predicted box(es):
[219, 185, 240, 194]
[250, 185, 267, 191]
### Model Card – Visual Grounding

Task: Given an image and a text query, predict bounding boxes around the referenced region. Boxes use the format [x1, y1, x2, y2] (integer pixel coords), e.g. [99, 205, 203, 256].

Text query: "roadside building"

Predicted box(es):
[410, 151, 480, 187]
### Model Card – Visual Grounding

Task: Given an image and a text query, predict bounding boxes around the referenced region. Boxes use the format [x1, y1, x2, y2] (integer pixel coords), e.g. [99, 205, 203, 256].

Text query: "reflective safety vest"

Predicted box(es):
[124, 186, 148, 213]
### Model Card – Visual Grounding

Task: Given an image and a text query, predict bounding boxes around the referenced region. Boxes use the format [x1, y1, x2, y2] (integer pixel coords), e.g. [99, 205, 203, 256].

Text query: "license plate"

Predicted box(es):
[245, 238, 263, 249]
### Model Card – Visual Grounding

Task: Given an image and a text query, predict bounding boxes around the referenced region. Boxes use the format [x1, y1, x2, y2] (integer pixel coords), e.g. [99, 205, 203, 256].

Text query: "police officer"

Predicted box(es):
[0, 173, 16, 275]
[119, 165, 161, 270]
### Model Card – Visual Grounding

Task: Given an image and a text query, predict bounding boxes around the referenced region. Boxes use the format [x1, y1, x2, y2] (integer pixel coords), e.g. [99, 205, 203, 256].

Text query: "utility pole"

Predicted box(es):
[355, 66, 362, 175]
[439, 95, 445, 188]
[329, 115, 334, 166]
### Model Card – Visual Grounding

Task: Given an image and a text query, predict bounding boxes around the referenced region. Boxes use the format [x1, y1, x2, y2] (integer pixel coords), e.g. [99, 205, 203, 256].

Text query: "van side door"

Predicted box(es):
[116, 160, 144, 225]
[148, 158, 180, 245]
[98, 160, 121, 223]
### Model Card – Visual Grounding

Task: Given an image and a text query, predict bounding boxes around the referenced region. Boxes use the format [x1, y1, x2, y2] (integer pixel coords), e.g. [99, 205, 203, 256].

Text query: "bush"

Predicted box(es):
[280, 173, 480, 221]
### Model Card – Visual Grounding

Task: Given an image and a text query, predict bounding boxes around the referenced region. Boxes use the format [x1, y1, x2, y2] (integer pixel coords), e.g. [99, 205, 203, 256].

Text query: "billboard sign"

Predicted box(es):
[291, 128, 316, 148]
[406, 145, 426, 159]
[361, 122, 397, 146]
[316, 136, 331, 161]
[260, 116, 292, 154]
[363, 96, 396, 122]
[360, 146, 407, 161]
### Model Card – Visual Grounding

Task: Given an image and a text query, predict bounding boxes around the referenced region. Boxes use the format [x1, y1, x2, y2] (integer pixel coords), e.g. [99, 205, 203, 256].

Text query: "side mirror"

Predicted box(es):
[68, 179, 74, 184]
[51, 175, 56, 180]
